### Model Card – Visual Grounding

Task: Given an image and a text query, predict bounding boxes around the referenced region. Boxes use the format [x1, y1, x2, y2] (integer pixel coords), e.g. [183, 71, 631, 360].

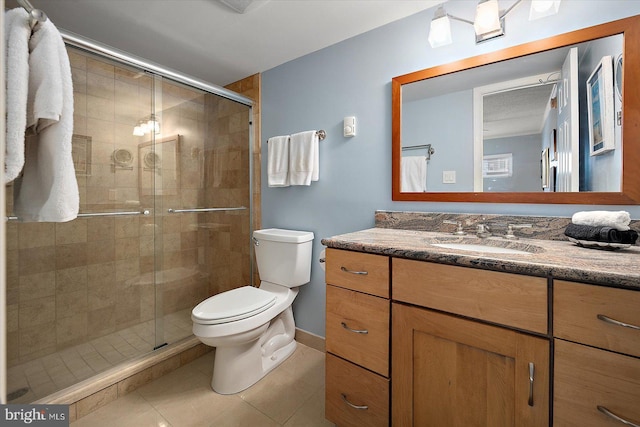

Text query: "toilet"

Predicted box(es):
[191, 228, 314, 394]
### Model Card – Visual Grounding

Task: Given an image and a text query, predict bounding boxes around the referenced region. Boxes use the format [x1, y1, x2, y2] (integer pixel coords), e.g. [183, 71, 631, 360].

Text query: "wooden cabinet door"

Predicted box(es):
[392, 303, 549, 427]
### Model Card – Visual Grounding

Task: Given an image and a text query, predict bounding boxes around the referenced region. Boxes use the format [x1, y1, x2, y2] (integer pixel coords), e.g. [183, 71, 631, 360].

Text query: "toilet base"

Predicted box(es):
[210, 306, 297, 394]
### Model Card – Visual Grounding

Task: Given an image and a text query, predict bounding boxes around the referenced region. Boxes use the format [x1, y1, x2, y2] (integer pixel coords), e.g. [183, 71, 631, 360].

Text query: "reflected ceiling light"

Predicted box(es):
[132, 114, 160, 136]
[133, 124, 145, 136]
[529, 0, 561, 20]
[428, 0, 561, 48]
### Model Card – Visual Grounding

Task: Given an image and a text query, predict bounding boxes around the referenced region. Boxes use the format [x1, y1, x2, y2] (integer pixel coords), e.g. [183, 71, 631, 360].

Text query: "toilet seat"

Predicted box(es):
[192, 286, 277, 325]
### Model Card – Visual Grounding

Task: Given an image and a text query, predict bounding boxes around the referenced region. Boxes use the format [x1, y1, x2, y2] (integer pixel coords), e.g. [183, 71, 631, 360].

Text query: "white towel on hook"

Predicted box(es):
[401, 156, 427, 192]
[13, 17, 79, 222]
[4, 8, 31, 183]
[267, 135, 290, 187]
[289, 130, 319, 186]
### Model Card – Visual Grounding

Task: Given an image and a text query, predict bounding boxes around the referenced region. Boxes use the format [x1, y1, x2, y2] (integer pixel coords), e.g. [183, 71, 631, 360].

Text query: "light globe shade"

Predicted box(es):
[474, 0, 501, 36]
[529, 0, 561, 20]
[133, 125, 144, 136]
[428, 14, 452, 48]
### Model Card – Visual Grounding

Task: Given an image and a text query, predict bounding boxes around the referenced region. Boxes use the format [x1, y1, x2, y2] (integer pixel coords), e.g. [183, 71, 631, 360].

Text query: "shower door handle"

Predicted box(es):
[168, 207, 247, 213]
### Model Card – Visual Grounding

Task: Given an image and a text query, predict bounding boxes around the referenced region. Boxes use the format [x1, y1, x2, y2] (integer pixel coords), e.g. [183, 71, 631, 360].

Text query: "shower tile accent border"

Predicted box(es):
[375, 210, 640, 241]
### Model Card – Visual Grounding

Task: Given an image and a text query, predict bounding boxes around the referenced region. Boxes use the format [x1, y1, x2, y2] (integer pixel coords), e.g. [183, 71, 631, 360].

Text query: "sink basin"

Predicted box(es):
[431, 242, 533, 255]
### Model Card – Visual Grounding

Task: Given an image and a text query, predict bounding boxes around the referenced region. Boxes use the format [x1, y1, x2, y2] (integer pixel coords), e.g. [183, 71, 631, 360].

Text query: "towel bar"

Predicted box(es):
[401, 143, 435, 160]
[5, 210, 149, 221]
[266, 129, 326, 143]
[16, 0, 48, 23]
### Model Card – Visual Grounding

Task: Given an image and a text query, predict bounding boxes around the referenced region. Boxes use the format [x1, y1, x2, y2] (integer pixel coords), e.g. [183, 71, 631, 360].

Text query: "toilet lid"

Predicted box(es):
[192, 286, 277, 325]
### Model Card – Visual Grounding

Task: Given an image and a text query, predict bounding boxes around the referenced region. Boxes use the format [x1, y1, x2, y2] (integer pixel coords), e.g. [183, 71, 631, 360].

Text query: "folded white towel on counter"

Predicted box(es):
[267, 135, 290, 187]
[13, 17, 79, 222]
[401, 156, 427, 192]
[289, 130, 319, 186]
[4, 8, 31, 183]
[571, 210, 631, 231]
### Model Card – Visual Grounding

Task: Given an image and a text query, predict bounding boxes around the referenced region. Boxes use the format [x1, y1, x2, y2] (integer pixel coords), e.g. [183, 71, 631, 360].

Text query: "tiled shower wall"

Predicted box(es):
[5, 47, 255, 370]
[224, 74, 262, 287]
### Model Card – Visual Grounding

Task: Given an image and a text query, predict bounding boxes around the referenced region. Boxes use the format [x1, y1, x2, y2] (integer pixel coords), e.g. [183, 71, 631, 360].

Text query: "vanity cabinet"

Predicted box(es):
[553, 280, 640, 426]
[325, 248, 390, 427]
[391, 259, 550, 426]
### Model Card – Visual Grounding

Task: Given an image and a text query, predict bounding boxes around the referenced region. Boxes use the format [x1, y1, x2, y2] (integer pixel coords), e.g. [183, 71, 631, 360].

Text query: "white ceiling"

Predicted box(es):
[9, 0, 441, 86]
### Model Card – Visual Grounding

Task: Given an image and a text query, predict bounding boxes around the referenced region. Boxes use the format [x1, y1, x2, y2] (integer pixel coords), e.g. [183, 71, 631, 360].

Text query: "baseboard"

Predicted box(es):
[295, 328, 325, 353]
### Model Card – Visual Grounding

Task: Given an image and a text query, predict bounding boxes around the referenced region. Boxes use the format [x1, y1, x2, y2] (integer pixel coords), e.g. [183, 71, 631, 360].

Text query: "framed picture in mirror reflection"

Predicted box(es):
[587, 56, 615, 156]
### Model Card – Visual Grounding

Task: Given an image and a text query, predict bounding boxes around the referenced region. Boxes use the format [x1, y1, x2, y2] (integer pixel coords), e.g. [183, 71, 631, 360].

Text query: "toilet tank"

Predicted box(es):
[253, 228, 314, 287]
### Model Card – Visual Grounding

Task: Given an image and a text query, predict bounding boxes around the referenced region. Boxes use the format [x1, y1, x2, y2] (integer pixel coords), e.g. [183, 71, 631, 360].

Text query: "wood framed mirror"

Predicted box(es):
[392, 14, 640, 204]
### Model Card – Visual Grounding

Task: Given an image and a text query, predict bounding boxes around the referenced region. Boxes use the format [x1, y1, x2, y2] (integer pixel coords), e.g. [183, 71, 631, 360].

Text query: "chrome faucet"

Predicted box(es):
[475, 223, 491, 238]
[443, 220, 466, 235]
[504, 224, 533, 240]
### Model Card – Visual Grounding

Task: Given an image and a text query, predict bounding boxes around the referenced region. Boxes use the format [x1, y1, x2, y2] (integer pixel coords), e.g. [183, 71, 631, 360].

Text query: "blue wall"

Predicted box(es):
[403, 90, 473, 191]
[261, 1, 640, 337]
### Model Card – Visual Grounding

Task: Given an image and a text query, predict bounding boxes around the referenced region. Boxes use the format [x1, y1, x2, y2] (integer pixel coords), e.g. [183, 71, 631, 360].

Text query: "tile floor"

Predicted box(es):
[7, 309, 193, 403]
[71, 343, 335, 427]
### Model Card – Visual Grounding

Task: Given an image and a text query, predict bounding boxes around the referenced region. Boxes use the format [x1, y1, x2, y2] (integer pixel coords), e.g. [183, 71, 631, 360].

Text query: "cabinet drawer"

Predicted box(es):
[554, 339, 640, 427]
[326, 284, 389, 376]
[325, 248, 389, 298]
[554, 280, 640, 358]
[326, 353, 389, 427]
[393, 259, 548, 334]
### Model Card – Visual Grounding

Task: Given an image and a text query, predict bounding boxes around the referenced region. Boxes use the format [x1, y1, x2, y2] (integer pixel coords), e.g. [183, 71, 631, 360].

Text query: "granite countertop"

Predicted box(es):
[321, 227, 640, 289]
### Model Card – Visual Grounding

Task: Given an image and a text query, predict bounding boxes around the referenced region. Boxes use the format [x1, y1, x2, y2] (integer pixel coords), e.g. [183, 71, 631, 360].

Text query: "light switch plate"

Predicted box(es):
[443, 171, 456, 184]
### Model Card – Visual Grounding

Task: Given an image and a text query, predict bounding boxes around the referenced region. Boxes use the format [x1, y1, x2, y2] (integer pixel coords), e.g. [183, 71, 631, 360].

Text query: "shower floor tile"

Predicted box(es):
[6, 308, 193, 403]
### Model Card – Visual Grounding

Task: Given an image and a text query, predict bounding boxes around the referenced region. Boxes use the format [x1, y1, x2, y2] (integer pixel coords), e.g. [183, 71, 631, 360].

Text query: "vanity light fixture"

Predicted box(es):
[428, 0, 561, 48]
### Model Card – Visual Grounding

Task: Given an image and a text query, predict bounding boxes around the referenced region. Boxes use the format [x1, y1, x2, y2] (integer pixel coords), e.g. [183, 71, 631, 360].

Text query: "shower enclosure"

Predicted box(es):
[4, 41, 253, 403]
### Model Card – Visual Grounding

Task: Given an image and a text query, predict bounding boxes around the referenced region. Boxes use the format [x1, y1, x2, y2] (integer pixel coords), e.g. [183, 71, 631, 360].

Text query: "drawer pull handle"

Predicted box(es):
[528, 362, 534, 407]
[340, 266, 368, 275]
[597, 314, 640, 331]
[341, 322, 368, 334]
[341, 393, 368, 410]
[597, 406, 640, 427]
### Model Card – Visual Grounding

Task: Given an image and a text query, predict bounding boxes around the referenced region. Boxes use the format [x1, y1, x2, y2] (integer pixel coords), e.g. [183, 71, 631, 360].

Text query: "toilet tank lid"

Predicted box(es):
[253, 228, 314, 243]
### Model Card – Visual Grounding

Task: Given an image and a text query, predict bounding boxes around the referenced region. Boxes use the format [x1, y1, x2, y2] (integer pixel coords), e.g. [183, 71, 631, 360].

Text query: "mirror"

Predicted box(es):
[139, 134, 181, 197]
[392, 15, 640, 204]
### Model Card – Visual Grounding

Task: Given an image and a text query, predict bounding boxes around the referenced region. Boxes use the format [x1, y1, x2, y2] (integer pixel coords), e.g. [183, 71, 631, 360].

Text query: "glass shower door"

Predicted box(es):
[4, 47, 161, 402]
[151, 79, 253, 348]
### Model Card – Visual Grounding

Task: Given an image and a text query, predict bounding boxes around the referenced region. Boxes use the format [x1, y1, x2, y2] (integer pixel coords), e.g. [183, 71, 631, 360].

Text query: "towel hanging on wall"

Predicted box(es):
[13, 14, 79, 222]
[289, 130, 319, 186]
[267, 135, 290, 187]
[4, 8, 31, 183]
